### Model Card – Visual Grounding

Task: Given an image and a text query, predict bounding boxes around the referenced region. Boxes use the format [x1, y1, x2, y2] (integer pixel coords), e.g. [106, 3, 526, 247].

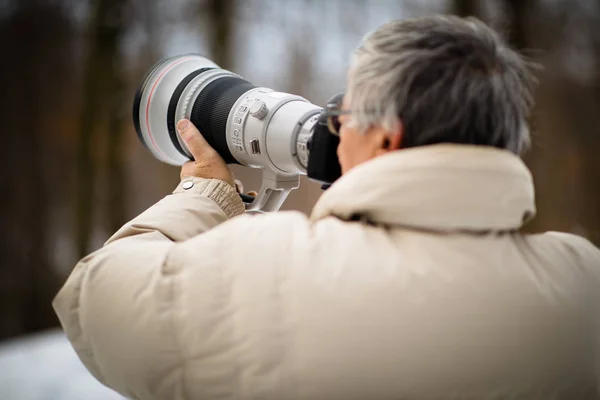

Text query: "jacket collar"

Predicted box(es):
[310, 144, 536, 232]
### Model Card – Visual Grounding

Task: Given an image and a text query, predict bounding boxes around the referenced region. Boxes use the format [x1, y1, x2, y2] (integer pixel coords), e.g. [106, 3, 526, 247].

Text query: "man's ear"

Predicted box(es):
[377, 119, 403, 155]
[386, 131, 402, 151]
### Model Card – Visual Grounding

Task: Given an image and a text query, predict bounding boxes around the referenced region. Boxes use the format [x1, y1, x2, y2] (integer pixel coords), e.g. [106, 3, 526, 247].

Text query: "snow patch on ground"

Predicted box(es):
[0, 330, 125, 400]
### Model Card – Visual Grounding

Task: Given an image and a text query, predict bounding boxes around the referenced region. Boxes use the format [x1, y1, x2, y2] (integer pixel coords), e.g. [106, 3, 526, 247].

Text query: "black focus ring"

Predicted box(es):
[166, 67, 215, 157]
[190, 77, 257, 164]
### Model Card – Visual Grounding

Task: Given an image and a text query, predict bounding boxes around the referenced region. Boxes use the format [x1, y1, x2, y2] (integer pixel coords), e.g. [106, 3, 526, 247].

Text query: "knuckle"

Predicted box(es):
[182, 128, 197, 141]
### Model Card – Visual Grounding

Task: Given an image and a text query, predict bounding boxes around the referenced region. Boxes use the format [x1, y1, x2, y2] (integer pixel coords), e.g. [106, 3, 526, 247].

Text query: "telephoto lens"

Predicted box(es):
[133, 54, 320, 170]
[133, 54, 340, 212]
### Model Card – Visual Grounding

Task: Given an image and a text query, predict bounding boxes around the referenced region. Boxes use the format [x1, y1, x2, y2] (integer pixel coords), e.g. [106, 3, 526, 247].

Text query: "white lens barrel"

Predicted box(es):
[224, 88, 321, 175]
[265, 100, 321, 173]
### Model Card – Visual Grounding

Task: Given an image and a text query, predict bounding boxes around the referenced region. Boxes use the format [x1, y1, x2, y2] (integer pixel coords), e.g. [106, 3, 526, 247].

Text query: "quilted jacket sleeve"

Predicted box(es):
[52, 177, 247, 399]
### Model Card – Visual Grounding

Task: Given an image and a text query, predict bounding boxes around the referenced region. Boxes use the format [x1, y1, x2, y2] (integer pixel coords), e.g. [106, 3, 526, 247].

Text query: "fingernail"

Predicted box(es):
[177, 119, 190, 132]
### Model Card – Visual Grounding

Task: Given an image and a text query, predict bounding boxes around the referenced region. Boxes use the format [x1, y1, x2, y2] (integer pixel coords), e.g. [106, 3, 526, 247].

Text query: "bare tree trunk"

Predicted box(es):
[105, 1, 132, 235]
[452, 0, 479, 17]
[76, 0, 129, 257]
[587, 25, 600, 245]
[0, 0, 70, 339]
[502, 0, 535, 50]
[106, 74, 128, 234]
[76, 42, 99, 259]
[206, 0, 235, 69]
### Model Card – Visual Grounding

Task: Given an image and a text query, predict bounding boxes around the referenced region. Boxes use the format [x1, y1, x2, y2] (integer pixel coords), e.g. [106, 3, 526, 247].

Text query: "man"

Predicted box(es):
[54, 16, 600, 400]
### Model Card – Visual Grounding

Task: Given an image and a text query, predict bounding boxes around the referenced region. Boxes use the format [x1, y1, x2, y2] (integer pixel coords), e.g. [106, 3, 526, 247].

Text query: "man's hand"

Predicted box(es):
[177, 119, 235, 187]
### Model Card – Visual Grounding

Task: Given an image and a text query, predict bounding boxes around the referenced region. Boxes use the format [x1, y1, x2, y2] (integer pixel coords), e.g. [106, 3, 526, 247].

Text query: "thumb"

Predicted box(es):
[177, 119, 214, 160]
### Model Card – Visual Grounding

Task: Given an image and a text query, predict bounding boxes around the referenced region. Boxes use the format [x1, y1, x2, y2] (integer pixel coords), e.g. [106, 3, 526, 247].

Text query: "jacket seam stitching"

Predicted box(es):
[218, 238, 243, 399]
[281, 232, 296, 399]
[164, 248, 191, 400]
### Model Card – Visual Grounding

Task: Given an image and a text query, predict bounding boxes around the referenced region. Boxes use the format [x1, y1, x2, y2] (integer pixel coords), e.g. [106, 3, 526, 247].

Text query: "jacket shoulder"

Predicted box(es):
[534, 231, 600, 270]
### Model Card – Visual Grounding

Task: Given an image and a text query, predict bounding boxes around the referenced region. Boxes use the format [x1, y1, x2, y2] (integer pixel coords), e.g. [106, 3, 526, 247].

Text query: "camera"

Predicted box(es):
[133, 54, 341, 212]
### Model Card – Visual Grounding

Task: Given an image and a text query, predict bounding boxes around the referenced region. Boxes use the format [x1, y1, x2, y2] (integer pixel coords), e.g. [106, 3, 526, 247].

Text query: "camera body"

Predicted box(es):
[133, 54, 341, 212]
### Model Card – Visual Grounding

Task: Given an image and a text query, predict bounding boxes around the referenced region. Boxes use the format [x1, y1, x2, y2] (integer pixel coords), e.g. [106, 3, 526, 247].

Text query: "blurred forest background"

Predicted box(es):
[0, 0, 599, 343]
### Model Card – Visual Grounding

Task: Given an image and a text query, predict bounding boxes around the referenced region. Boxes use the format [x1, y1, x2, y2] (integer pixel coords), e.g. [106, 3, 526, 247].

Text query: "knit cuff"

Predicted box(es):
[174, 177, 245, 219]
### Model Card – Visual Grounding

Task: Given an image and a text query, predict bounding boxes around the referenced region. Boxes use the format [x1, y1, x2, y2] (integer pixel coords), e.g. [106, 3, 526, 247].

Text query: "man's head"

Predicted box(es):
[336, 15, 537, 174]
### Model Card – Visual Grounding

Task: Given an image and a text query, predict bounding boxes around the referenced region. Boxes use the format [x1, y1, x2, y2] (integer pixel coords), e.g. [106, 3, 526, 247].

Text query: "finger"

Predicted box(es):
[177, 119, 213, 160]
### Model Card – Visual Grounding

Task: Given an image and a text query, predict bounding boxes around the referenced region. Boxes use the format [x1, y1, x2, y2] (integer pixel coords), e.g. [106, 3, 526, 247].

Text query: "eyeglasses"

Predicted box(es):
[324, 100, 352, 137]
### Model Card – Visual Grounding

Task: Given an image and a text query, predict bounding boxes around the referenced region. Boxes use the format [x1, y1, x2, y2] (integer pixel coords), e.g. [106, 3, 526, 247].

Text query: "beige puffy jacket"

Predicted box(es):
[54, 144, 600, 400]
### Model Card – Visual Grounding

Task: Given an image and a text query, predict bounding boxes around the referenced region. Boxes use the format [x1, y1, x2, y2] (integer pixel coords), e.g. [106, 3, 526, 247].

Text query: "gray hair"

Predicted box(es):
[346, 15, 537, 154]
